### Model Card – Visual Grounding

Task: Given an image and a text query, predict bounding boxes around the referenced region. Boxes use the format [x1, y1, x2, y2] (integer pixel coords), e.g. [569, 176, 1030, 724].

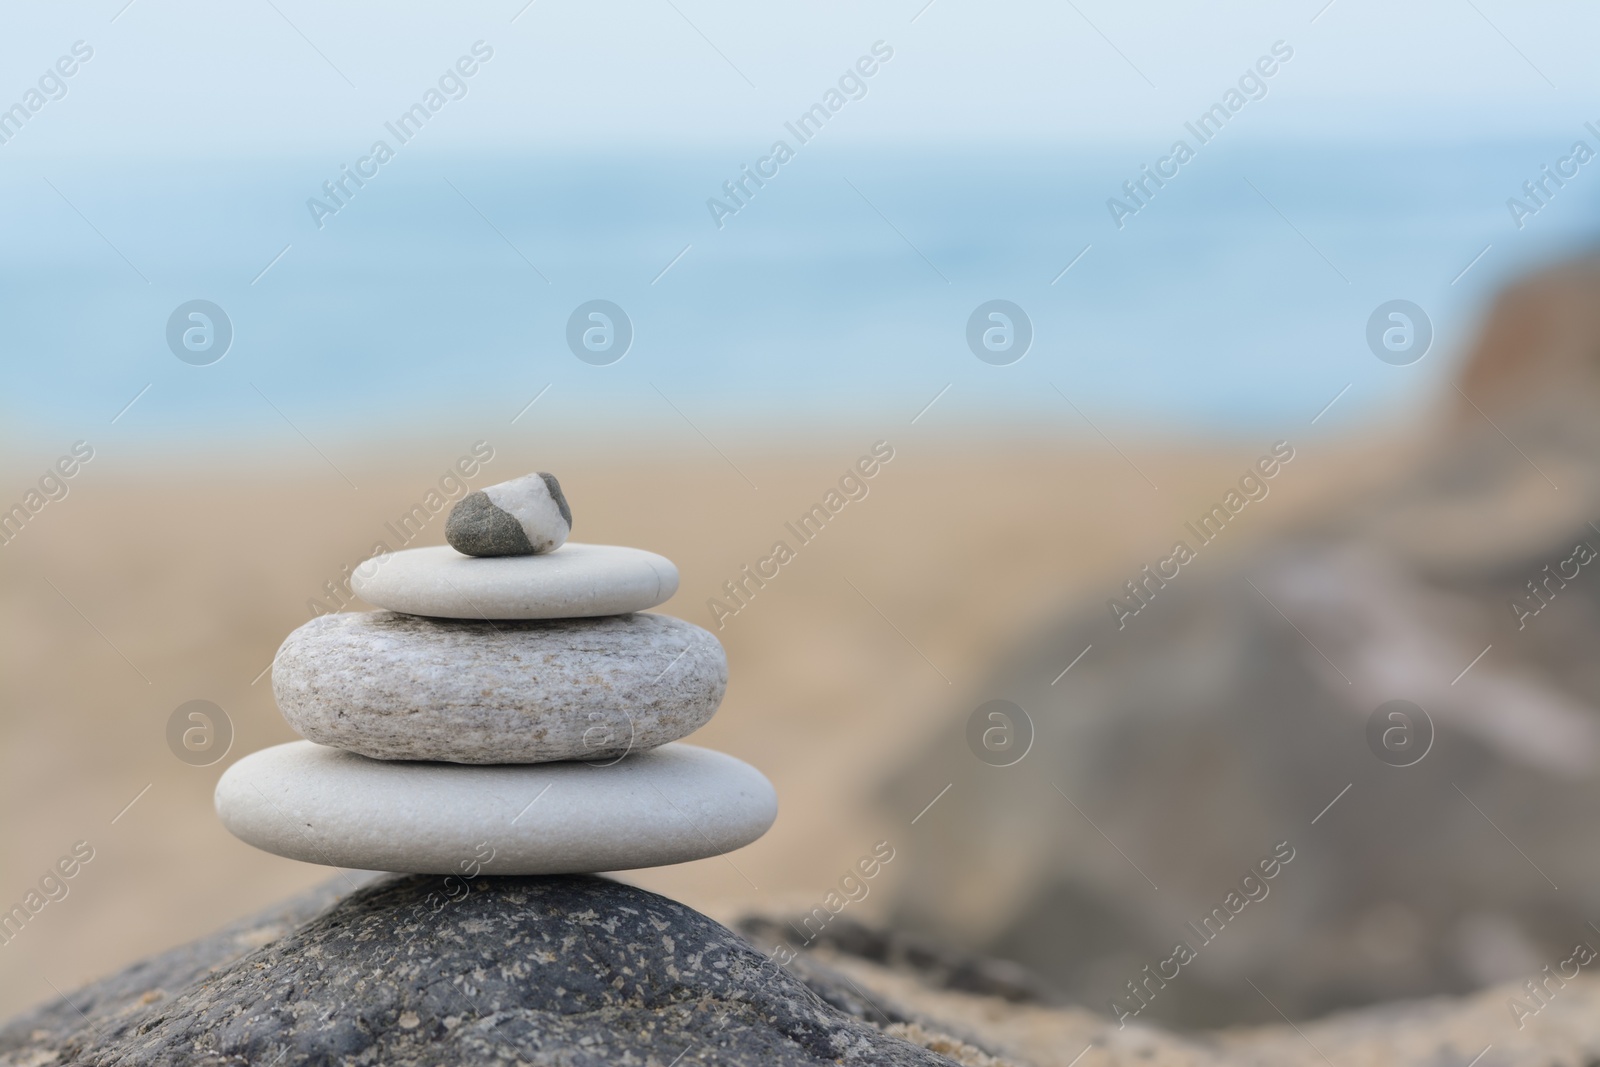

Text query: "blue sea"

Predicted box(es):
[3, 137, 1598, 451]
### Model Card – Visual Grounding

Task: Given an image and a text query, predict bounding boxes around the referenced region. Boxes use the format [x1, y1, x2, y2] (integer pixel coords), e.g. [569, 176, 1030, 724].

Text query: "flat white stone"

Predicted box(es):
[214, 741, 777, 875]
[350, 543, 678, 619]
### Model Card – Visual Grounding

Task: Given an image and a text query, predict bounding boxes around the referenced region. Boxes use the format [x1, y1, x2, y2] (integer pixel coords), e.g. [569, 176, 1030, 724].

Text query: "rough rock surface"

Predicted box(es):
[880, 253, 1600, 1027]
[13, 882, 1599, 1067]
[0, 876, 962, 1067]
[273, 610, 726, 763]
[0, 879, 351, 1067]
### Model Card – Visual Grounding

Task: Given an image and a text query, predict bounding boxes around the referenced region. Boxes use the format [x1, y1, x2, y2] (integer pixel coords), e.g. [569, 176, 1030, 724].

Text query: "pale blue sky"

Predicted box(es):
[0, 0, 1593, 156]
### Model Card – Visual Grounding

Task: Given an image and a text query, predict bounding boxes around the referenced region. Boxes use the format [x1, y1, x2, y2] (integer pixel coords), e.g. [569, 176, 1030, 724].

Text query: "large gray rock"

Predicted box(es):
[11, 877, 1600, 1067]
[273, 610, 726, 763]
[0, 875, 962, 1066]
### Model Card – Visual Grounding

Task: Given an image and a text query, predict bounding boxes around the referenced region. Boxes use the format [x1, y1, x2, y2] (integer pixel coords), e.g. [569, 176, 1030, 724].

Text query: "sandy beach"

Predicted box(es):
[0, 428, 1410, 1018]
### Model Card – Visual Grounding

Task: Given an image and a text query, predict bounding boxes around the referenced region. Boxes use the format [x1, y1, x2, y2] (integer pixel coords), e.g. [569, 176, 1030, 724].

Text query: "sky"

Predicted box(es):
[0, 0, 1593, 155]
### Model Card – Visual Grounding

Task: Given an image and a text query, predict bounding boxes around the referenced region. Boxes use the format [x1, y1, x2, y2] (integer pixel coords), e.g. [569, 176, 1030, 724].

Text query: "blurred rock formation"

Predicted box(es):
[882, 253, 1600, 1027]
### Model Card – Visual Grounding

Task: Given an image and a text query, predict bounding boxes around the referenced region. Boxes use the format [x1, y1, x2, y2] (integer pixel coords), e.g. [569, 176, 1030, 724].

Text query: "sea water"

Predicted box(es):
[1, 139, 1595, 448]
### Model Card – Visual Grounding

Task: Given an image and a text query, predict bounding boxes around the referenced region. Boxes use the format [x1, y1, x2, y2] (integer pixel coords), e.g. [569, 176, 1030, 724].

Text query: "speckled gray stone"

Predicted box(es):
[446, 472, 572, 556]
[0, 875, 959, 1067]
[272, 611, 725, 764]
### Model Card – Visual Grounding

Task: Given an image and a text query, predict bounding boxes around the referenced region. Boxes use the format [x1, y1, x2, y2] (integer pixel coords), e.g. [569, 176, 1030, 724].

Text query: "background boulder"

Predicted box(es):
[881, 254, 1600, 1027]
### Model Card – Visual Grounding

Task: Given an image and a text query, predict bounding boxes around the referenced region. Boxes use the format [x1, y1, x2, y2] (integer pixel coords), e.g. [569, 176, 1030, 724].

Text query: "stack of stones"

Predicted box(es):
[216, 472, 776, 876]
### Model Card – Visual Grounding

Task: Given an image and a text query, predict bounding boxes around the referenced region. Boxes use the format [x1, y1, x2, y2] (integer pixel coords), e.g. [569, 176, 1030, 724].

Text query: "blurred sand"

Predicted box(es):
[0, 429, 1411, 1018]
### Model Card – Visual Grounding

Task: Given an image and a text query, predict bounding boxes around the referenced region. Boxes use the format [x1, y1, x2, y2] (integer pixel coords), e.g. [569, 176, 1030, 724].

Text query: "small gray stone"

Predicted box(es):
[272, 610, 725, 763]
[445, 491, 532, 554]
[446, 472, 572, 556]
